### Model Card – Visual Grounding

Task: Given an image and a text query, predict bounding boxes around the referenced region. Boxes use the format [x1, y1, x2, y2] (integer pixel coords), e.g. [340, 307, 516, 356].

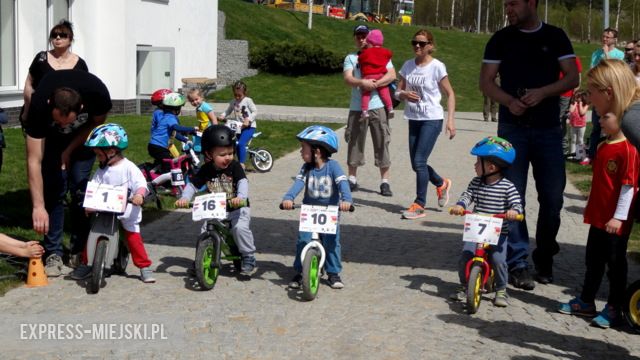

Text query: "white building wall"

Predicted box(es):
[2, 0, 218, 110]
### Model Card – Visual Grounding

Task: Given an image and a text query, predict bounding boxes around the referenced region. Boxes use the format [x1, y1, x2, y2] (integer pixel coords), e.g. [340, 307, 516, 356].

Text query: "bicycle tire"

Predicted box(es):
[195, 237, 220, 290]
[90, 238, 108, 294]
[625, 280, 640, 332]
[112, 241, 129, 275]
[251, 148, 273, 173]
[302, 248, 321, 301]
[466, 264, 483, 314]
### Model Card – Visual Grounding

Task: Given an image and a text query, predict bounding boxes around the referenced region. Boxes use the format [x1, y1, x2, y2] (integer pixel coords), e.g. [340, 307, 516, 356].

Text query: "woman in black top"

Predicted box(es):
[21, 20, 88, 123]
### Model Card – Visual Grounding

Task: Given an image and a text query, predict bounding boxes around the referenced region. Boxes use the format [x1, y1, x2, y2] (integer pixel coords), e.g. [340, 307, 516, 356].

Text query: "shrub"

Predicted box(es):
[250, 42, 343, 76]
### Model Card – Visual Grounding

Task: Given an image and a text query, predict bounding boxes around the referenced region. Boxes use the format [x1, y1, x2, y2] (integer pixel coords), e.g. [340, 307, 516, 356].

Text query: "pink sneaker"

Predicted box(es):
[580, 157, 591, 166]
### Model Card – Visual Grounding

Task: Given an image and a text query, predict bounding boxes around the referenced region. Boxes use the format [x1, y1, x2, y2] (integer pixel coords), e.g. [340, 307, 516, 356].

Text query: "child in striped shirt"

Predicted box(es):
[449, 136, 523, 307]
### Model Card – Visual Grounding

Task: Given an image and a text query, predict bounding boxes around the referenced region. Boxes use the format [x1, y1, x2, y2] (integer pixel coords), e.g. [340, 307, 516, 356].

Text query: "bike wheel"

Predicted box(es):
[90, 238, 108, 294]
[112, 242, 129, 275]
[229, 243, 242, 272]
[251, 148, 273, 173]
[301, 248, 321, 301]
[625, 280, 640, 332]
[195, 237, 220, 290]
[466, 264, 483, 314]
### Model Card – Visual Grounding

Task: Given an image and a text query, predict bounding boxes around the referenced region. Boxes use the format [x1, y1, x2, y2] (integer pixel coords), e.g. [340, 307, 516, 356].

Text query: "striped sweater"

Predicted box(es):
[456, 176, 523, 233]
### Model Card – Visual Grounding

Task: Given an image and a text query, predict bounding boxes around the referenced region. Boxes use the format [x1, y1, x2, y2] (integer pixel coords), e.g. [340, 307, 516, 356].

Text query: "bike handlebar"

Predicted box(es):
[279, 203, 355, 212]
[448, 208, 524, 221]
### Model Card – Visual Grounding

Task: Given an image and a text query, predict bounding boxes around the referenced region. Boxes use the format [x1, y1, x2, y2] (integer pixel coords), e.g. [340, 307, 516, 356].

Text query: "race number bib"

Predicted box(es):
[299, 205, 339, 235]
[192, 193, 227, 221]
[83, 181, 127, 213]
[226, 120, 242, 134]
[462, 214, 503, 245]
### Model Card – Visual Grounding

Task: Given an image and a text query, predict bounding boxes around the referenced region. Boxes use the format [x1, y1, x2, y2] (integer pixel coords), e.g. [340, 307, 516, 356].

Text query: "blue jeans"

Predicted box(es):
[458, 234, 509, 290]
[408, 120, 444, 207]
[497, 123, 565, 272]
[42, 155, 95, 258]
[237, 127, 255, 164]
[293, 228, 342, 275]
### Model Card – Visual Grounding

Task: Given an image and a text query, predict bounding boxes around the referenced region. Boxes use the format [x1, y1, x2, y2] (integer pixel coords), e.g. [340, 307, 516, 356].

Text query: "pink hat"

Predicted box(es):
[366, 29, 384, 46]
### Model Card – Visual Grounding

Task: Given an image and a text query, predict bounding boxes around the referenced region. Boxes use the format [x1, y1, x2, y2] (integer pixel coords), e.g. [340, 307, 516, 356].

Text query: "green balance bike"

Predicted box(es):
[192, 199, 247, 290]
[281, 203, 353, 301]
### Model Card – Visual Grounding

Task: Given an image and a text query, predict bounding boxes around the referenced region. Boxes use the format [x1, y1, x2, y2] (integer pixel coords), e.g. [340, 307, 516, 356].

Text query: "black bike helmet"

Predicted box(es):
[201, 125, 236, 151]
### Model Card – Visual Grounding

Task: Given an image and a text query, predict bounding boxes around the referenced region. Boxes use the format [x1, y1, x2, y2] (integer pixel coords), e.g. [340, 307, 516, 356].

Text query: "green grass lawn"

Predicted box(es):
[0, 115, 341, 294]
[215, 0, 597, 111]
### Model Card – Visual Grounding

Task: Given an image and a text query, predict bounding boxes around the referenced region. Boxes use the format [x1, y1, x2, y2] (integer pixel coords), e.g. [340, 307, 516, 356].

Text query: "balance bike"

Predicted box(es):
[281, 203, 353, 301]
[224, 119, 274, 173]
[139, 141, 200, 202]
[451, 209, 523, 314]
[82, 182, 131, 294]
[191, 193, 246, 290]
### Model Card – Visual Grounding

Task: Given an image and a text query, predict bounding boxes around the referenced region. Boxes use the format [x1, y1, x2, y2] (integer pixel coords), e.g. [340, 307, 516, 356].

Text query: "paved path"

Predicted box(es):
[2, 108, 640, 359]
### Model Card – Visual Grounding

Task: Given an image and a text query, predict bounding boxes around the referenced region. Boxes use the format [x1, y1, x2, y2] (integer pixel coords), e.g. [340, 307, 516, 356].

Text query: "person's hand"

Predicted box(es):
[520, 88, 548, 107]
[339, 201, 352, 212]
[60, 149, 72, 171]
[32, 207, 49, 234]
[230, 197, 243, 208]
[605, 218, 622, 234]
[403, 90, 421, 103]
[449, 205, 465, 216]
[242, 119, 250, 128]
[446, 119, 456, 139]
[507, 97, 528, 116]
[360, 79, 377, 92]
[505, 209, 519, 221]
[24, 241, 44, 258]
[217, 114, 225, 121]
[281, 200, 294, 210]
[131, 194, 144, 206]
[175, 198, 190, 208]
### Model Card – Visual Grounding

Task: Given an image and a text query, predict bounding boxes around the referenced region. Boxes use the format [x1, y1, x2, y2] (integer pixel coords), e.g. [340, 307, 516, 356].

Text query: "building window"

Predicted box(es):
[0, 0, 16, 88]
[48, 0, 69, 27]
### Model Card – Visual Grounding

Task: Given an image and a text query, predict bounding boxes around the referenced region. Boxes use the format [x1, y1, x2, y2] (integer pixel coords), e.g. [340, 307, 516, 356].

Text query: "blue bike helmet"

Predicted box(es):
[85, 123, 129, 150]
[296, 125, 339, 154]
[470, 136, 515, 167]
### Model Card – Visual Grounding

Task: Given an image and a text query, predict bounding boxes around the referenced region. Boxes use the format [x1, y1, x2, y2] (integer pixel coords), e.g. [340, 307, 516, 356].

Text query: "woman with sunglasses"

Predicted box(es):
[21, 20, 88, 125]
[395, 29, 456, 220]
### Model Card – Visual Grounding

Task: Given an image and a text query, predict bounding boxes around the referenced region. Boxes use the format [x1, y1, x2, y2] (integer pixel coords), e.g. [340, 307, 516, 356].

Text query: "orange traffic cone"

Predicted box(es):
[25, 257, 48, 287]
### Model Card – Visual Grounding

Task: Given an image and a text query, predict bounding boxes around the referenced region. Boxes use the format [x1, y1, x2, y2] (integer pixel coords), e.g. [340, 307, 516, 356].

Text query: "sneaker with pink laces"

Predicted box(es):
[436, 178, 452, 207]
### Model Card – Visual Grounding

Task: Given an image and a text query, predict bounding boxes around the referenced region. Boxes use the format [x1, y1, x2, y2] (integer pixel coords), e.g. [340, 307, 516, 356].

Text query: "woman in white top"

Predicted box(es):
[396, 29, 457, 220]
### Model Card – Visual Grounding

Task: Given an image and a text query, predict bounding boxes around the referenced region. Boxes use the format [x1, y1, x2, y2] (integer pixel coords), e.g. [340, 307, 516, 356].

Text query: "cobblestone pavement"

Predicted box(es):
[2, 110, 640, 359]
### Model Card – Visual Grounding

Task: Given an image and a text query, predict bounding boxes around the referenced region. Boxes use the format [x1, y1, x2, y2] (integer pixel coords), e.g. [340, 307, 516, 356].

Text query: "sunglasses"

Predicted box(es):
[51, 32, 69, 39]
[627, 48, 635, 51]
[411, 40, 430, 47]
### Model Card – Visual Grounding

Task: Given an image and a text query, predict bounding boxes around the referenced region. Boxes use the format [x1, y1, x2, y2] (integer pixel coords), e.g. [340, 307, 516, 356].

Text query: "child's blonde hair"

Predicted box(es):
[187, 88, 204, 101]
[587, 59, 640, 120]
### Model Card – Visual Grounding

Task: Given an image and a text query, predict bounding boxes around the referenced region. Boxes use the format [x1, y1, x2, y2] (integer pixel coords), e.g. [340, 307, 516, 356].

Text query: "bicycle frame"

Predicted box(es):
[200, 218, 241, 266]
[464, 243, 492, 290]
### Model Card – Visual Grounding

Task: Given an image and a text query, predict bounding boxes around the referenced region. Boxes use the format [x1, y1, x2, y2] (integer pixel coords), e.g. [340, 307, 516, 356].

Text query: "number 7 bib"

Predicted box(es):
[299, 205, 339, 234]
[462, 214, 503, 245]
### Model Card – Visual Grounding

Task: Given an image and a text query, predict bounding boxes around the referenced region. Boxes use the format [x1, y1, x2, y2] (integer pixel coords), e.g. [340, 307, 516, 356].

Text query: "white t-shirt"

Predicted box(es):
[399, 58, 448, 121]
[90, 158, 148, 232]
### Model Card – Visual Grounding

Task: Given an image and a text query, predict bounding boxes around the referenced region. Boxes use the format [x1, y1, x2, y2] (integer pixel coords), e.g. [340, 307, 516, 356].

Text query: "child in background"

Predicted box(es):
[449, 136, 523, 307]
[187, 88, 217, 154]
[559, 61, 640, 329]
[281, 126, 352, 289]
[568, 91, 589, 159]
[358, 29, 394, 119]
[71, 124, 156, 283]
[147, 92, 196, 173]
[175, 125, 257, 274]
[218, 81, 257, 168]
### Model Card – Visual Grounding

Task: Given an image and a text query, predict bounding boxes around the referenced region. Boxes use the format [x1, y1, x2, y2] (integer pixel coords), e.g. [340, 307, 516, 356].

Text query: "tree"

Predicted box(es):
[450, 0, 455, 27]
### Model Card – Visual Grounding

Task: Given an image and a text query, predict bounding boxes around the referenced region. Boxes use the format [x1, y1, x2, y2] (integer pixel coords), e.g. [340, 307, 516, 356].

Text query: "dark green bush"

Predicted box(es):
[250, 42, 343, 76]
